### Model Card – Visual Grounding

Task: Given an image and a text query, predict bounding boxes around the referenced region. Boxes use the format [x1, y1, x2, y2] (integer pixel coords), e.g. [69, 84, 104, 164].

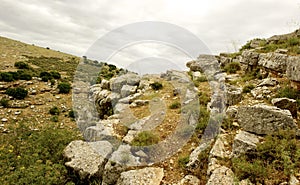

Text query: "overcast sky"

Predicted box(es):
[1, 0, 300, 72]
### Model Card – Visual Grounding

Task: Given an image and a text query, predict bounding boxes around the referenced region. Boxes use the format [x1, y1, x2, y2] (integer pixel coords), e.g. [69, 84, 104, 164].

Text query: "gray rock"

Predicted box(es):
[226, 85, 243, 106]
[187, 140, 213, 168]
[110, 145, 140, 166]
[116, 167, 164, 185]
[257, 78, 278, 87]
[101, 79, 110, 90]
[176, 175, 200, 185]
[206, 166, 235, 185]
[237, 104, 297, 135]
[240, 51, 259, 70]
[207, 158, 221, 176]
[289, 175, 299, 185]
[130, 99, 149, 107]
[226, 106, 238, 119]
[233, 131, 260, 157]
[120, 85, 137, 98]
[258, 53, 287, 73]
[110, 73, 141, 93]
[250, 86, 271, 100]
[275, 49, 288, 54]
[210, 135, 229, 159]
[88, 141, 114, 158]
[272, 98, 297, 118]
[287, 56, 300, 82]
[64, 140, 107, 179]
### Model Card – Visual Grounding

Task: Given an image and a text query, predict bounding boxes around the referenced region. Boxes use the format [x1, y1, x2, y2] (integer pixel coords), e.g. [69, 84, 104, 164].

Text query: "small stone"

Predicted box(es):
[15, 111, 21, 115]
[30, 105, 35, 109]
[55, 96, 61, 99]
[1, 118, 8, 122]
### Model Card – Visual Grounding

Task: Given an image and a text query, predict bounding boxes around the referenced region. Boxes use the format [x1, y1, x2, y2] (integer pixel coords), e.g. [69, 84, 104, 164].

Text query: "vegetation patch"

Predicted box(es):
[242, 84, 255, 93]
[169, 101, 181, 109]
[131, 131, 160, 146]
[58, 82, 71, 94]
[5, 87, 28, 100]
[223, 62, 241, 74]
[150, 82, 163, 90]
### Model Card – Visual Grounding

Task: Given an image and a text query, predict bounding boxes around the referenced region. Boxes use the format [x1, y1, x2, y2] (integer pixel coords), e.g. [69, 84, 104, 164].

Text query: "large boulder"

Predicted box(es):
[116, 167, 164, 185]
[237, 104, 297, 135]
[206, 166, 235, 185]
[287, 56, 300, 82]
[258, 53, 287, 73]
[64, 140, 112, 180]
[272, 98, 297, 118]
[240, 51, 259, 71]
[120, 85, 137, 98]
[110, 73, 140, 93]
[232, 131, 260, 157]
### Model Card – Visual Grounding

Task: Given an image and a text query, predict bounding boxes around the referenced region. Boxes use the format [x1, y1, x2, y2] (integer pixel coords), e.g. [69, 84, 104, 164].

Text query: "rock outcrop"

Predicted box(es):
[237, 104, 297, 135]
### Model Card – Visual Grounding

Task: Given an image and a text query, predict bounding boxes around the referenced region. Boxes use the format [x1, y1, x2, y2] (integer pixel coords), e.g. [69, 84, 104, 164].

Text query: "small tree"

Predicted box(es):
[5, 87, 28, 100]
[57, 82, 71, 94]
[15, 61, 30, 69]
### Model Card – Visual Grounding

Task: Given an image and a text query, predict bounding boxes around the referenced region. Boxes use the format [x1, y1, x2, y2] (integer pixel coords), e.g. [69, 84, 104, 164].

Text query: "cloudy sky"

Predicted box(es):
[1, 0, 300, 72]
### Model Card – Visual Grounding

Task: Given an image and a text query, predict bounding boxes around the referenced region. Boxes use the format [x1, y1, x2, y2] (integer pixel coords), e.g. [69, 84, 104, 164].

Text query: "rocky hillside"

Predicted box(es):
[0, 29, 300, 185]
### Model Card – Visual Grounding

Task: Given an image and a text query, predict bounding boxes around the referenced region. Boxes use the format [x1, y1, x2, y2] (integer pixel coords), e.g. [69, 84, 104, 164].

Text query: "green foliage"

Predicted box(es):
[57, 82, 71, 94]
[233, 130, 300, 184]
[131, 131, 160, 146]
[49, 106, 60, 115]
[239, 41, 252, 51]
[68, 110, 76, 119]
[40, 71, 52, 82]
[178, 155, 189, 168]
[195, 106, 210, 133]
[240, 68, 262, 81]
[198, 91, 211, 106]
[15, 61, 30, 69]
[50, 116, 59, 122]
[50, 71, 61, 79]
[5, 87, 28, 100]
[221, 117, 236, 131]
[0, 98, 9, 108]
[150, 82, 163, 90]
[0, 72, 14, 82]
[0, 123, 80, 184]
[242, 84, 255, 93]
[287, 37, 300, 46]
[169, 101, 181, 109]
[223, 62, 241, 74]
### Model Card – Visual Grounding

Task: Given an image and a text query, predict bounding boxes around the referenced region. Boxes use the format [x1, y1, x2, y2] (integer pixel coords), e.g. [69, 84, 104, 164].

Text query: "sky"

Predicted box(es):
[1, 0, 300, 73]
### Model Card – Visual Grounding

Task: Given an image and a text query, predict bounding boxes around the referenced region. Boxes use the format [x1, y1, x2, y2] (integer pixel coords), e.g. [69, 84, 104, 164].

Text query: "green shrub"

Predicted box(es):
[49, 106, 60, 115]
[68, 110, 76, 118]
[50, 79, 55, 86]
[223, 62, 241, 74]
[0, 123, 80, 184]
[50, 71, 61, 79]
[57, 82, 71, 94]
[131, 131, 160, 146]
[287, 38, 300, 46]
[5, 87, 28, 100]
[169, 101, 181, 109]
[50, 116, 59, 122]
[0, 72, 14, 82]
[150, 82, 163, 90]
[0, 98, 9, 108]
[178, 155, 189, 168]
[40, 71, 52, 82]
[19, 72, 32, 81]
[242, 84, 255, 93]
[195, 106, 210, 133]
[15, 61, 30, 69]
[198, 91, 211, 106]
[232, 130, 300, 184]
[239, 41, 252, 51]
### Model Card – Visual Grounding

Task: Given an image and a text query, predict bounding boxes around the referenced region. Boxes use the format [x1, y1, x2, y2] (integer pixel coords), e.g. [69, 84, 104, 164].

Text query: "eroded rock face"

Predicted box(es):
[206, 166, 235, 185]
[64, 140, 112, 180]
[287, 56, 300, 82]
[116, 167, 164, 185]
[232, 131, 260, 157]
[110, 73, 141, 93]
[272, 98, 298, 118]
[237, 104, 297, 135]
[240, 51, 259, 71]
[226, 85, 243, 106]
[258, 53, 287, 73]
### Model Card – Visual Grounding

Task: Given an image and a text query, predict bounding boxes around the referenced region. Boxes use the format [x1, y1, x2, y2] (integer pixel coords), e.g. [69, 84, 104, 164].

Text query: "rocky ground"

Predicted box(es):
[1, 30, 300, 185]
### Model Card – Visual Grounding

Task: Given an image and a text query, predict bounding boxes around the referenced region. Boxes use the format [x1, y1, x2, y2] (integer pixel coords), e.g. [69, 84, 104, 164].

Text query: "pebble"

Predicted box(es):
[1, 118, 8, 122]
[15, 111, 21, 115]
[30, 105, 35, 109]
[55, 96, 61, 99]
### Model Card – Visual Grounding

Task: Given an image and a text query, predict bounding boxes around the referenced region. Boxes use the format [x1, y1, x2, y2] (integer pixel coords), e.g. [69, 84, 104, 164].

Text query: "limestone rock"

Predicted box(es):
[287, 56, 300, 82]
[116, 167, 164, 185]
[237, 104, 297, 135]
[210, 135, 229, 159]
[226, 106, 238, 119]
[176, 175, 200, 185]
[233, 131, 259, 157]
[239, 179, 254, 185]
[120, 85, 137, 98]
[240, 51, 259, 71]
[110, 144, 140, 166]
[257, 78, 278, 87]
[272, 98, 297, 118]
[250, 86, 271, 100]
[110, 73, 140, 93]
[226, 85, 243, 106]
[258, 53, 287, 73]
[206, 166, 235, 185]
[64, 140, 108, 179]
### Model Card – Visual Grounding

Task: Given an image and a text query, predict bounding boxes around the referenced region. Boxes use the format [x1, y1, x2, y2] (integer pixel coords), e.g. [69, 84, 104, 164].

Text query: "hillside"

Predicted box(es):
[0, 28, 299, 185]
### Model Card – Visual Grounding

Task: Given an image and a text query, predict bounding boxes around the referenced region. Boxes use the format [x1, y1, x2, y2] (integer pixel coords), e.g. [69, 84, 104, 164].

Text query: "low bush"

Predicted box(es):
[5, 87, 28, 100]
[68, 110, 76, 119]
[178, 155, 189, 168]
[49, 106, 60, 115]
[0, 98, 9, 108]
[50, 116, 59, 122]
[40, 71, 52, 82]
[223, 62, 241, 74]
[0, 72, 14, 82]
[242, 84, 255, 93]
[57, 82, 71, 94]
[195, 106, 210, 133]
[15, 61, 30, 69]
[169, 101, 181, 109]
[50, 71, 61, 79]
[131, 131, 160, 146]
[150, 82, 163, 90]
